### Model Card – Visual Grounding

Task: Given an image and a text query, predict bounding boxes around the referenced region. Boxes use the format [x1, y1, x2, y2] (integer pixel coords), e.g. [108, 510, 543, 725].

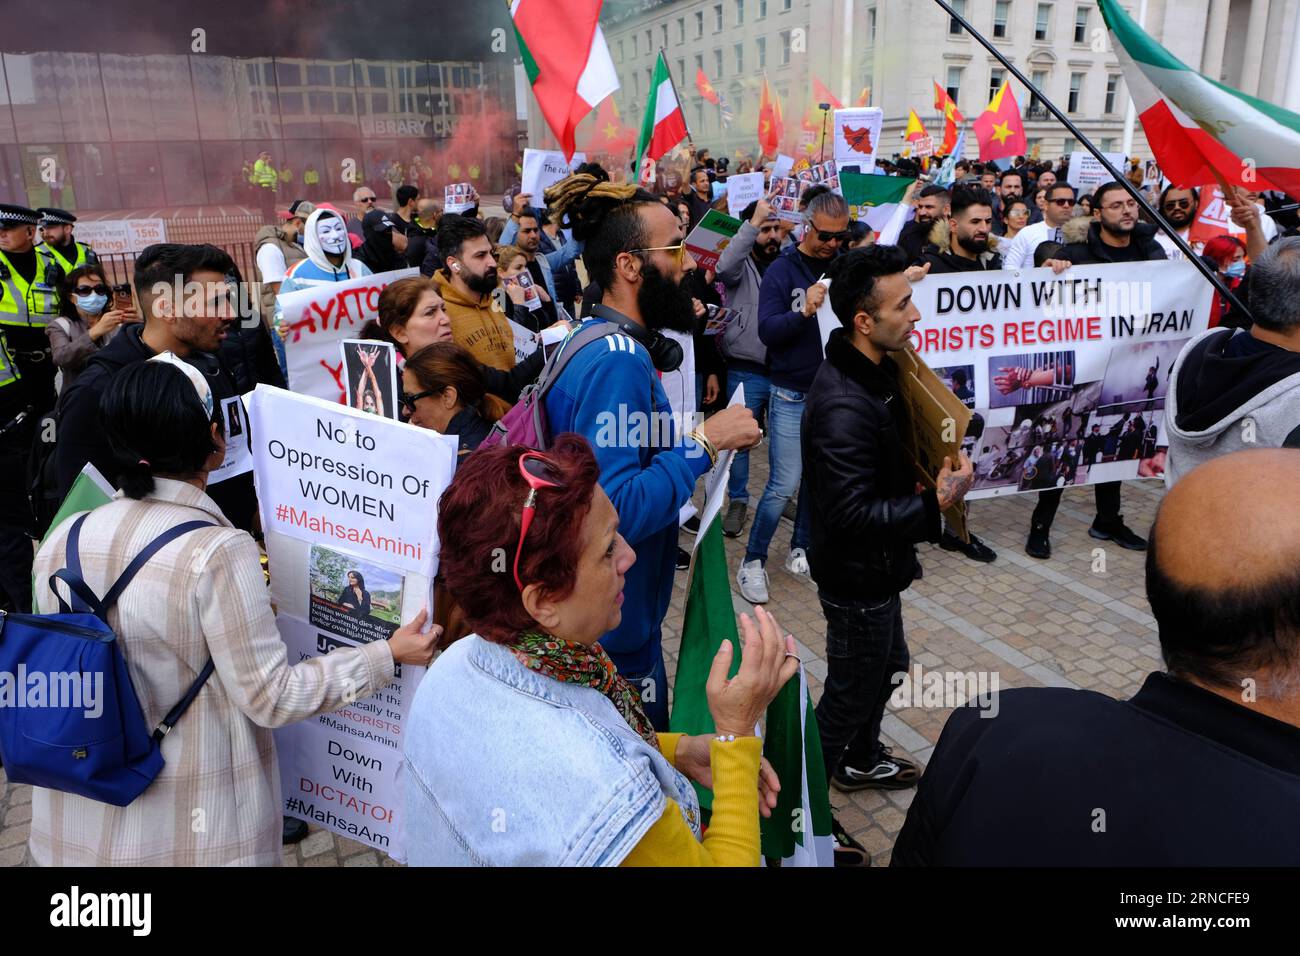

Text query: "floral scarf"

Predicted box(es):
[508, 631, 659, 747]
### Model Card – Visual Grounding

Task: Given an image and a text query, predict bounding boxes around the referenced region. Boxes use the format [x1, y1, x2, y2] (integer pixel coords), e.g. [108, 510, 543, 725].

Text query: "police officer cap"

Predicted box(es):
[37, 207, 77, 226]
[0, 203, 40, 228]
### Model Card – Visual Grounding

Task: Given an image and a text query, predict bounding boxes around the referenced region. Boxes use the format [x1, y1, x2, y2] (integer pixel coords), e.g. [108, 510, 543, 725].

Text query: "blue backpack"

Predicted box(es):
[0, 513, 216, 807]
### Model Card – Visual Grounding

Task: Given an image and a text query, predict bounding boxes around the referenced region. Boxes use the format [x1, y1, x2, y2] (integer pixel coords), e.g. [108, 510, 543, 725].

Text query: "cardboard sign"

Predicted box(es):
[684, 209, 743, 271]
[277, 268, 418, 403]
[520, 148, 586, 202]
[832, 108, 884, 170]
[726, 171, 766, 218]
[893, 347, 971, 541]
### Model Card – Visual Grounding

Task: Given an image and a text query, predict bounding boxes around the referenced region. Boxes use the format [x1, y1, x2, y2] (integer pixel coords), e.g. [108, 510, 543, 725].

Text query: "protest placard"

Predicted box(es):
[911, 136, 934, 159]
[702, 305, 740, 336]
[72, 218, 167, 255]
[832, 108, 884, 170]
[277, 267, 417, 403]
[340, 339, 399, 420]
[520, 148, 586, 201]
[906, 260, 1213, 498]
[772, 153, 795, 180]
[690, 383, 744, 556]
[444, 183, 478, 213]
[248, 384, 458, 861]
[1066, 152, 1125, 195]
[209, 394, 253, 486]
[509, 318, 540, 363]
[726, 171, 765, 218]
[893, 347, 971, 541]
[684, 209, 743, 271]
[766, 177, 807, 222]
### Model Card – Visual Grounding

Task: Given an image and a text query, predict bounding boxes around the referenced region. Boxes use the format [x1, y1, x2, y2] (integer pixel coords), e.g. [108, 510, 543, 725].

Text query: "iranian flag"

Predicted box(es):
[1100, 0, 1300, 196]
[511, 0, 620, 161]
[670, 521, 833, 866]
[636, 53, 689, 175]
[841, 171, 915, 233]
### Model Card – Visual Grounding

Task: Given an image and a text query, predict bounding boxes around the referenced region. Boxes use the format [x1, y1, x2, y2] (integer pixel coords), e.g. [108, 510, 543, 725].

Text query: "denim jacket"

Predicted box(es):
[403, 635, 701, 866]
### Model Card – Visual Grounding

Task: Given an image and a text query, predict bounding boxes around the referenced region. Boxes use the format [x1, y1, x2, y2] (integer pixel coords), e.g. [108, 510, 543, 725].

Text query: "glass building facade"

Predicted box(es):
[0, 52, 519, 211]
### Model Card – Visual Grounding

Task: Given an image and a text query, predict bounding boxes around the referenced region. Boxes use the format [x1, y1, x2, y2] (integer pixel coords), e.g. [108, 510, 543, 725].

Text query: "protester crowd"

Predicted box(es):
[1, 131, 1298, 869]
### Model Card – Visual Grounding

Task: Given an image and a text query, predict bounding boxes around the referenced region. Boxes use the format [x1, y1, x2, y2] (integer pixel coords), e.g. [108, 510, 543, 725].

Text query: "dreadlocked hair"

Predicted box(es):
[543, 173, 662, 289]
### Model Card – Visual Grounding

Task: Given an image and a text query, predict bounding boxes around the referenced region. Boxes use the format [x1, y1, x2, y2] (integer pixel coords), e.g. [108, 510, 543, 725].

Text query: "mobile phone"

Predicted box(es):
[111, 283, 133, 309]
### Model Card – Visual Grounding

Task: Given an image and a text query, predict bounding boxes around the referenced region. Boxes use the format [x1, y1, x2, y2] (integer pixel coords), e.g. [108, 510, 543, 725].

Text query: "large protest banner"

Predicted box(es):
[277, 268, 417, 402]
[907, 261, 1213, 499]
[247, 385, 458, 860]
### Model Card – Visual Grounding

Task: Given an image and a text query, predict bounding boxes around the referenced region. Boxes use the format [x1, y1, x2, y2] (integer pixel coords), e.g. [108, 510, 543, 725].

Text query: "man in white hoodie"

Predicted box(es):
[1165, 238, 1300, 486]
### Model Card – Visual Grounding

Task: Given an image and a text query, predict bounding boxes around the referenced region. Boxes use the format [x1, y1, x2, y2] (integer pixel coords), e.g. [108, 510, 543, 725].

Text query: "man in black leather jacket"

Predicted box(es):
[803, 245, 974, 793]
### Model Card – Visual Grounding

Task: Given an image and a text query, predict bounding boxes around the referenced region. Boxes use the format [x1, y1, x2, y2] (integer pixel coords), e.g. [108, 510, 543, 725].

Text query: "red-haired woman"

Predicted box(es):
[1203, 234, 1248, 328]
[404, 435, 799, 866]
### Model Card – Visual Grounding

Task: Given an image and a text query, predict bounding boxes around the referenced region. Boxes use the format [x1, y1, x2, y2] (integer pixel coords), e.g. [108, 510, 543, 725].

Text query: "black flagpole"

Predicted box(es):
[930, 0, 1252, 321]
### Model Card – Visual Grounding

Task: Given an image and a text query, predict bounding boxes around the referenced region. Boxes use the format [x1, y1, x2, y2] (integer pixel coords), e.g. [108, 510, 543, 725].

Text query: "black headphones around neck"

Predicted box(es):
[589, 304, 683, 373]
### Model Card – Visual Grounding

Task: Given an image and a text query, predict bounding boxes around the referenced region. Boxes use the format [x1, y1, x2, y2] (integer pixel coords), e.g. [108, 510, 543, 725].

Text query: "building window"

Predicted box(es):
[757, 36, 767, 68]
[989, 68, 1005, 103]
[994, 1, 1010, 37]
[1069, 72, 1084, 112]
[759, 0, 768, 16]
[1105, 74, 1120, 113]
[782, 0, 791, 10]
[645, 30, 652, 53]
[695, 53, 704, 73]
[633, 72, 640, 96]
[714, 48, 724, 77]
[780, 30, 792, 64]
[946, 66, 963, 105]
[678, 17, 686, 43]
[1074, 6, 1089, 44]
[1063, 136, 1078, 153]
[677, 58, 686, 85]
[715, 3, 724, 31]
[1029, 69, 1048, 115]
[735, 42, 744, 72]
[1035, 2, 1051, 40]
[867, 6, 877, 43]
[661, 24, 669, 49]
[949, 0, 967, 34]
[618, 39, 624, 62]
[736, 0, 744, 26]
[1101, 137, 1115, 151]
[631, 34, 637, 57]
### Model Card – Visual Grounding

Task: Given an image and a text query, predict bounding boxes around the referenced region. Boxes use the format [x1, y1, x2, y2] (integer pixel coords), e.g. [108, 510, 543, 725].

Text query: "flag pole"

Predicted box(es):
[930, 0, 1252, 321]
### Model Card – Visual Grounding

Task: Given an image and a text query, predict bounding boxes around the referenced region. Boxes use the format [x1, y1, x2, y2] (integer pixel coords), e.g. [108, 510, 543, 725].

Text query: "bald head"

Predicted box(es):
[1147, 448, 1300, 694]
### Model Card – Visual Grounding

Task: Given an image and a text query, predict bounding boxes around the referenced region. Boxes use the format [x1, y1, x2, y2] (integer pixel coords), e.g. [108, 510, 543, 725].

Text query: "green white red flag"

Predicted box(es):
[1099, 0, 1300, 196]
[510, 0, 620, 161]
[636, 53, 689, 175]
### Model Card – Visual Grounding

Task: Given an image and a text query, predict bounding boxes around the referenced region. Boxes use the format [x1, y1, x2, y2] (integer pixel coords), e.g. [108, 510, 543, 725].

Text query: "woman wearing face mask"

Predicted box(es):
[49, 265, 139, 393]
[360, 275, 544, 404]
[1202, 235, 1248, 328]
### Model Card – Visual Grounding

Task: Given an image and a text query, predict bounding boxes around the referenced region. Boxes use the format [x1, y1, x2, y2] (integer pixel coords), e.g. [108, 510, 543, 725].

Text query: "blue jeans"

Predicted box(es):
[744, 384, 811, 564]
[725, 366, 771, 504]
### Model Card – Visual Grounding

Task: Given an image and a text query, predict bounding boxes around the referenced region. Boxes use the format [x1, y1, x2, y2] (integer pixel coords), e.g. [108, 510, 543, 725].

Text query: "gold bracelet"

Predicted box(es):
[688, 429, 718, 468]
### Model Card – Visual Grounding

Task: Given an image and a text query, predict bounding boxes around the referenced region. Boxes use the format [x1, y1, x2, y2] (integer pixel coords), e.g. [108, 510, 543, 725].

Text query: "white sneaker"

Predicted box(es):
[736, 559, 770, 604]
[785, 547, 810, 576]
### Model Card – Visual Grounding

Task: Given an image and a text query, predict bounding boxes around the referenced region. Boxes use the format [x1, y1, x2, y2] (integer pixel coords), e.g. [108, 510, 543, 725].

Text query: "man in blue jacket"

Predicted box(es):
[544, 180, 759, 727]
[737, 190, 850, 604]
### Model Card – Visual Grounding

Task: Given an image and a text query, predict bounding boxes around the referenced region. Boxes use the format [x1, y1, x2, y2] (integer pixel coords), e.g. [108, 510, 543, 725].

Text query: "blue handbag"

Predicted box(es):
[0, 513, 216, 807]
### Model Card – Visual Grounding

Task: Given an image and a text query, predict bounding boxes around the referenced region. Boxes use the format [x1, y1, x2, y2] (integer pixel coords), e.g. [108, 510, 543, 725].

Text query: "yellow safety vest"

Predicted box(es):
[45, 240, 94, 272]
[0, 334, 20, 390]
[0, 248, 61, 329]
[253, 159, 278, 190]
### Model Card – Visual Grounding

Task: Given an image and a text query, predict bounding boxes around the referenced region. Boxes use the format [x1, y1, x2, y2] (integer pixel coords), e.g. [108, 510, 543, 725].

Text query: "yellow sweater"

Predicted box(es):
[620, 733, 763, 867]
[433, 270, 516, 371]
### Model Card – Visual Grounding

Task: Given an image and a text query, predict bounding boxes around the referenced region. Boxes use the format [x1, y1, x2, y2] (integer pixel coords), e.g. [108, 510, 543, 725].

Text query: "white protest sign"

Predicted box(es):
[691, 383, 744, 551]
[509, 318, 539, 363]
[520, 148, 586, 201]
[443, 183, 479, 214]
[907, 260, 1212, 497]
[772, 154, 796, 180]
[248, 384, 457, 577]
[911, 136, 934, 159]
[277, 268, 417, 403]
[209, 393, 254, 485]
[726, 172, 766, 218]
[832, 108, 884, 170]
[816, 277, 838, 355]
[73, 218, 167, 255]
[1066, 152, 1125, 194]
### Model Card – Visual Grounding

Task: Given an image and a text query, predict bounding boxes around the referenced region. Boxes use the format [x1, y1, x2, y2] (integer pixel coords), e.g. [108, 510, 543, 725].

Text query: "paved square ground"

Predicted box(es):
[0, 444, 1166, 867]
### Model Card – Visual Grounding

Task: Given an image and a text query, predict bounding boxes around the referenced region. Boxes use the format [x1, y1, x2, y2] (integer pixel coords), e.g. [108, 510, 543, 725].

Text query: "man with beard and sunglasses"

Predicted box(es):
[736, 191, 851, 605]
[715, 197, 783, 539]
[1153, 185, 1199, 261]
[433, 214, 516, 371]
[540, 176, 761, 728]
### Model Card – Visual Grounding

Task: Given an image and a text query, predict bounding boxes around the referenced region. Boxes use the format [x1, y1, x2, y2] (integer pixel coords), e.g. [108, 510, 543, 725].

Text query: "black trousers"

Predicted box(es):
[1031, 480, 1121, 531]
[814, 591, 909, 783]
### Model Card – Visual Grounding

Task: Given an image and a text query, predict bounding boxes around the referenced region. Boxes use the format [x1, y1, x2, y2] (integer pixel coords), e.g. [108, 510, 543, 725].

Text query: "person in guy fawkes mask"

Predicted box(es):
[535, 173, 761, 729]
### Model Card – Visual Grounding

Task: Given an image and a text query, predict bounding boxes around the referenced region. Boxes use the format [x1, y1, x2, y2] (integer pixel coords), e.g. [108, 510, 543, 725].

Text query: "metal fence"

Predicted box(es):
[96, 241, 259, 288]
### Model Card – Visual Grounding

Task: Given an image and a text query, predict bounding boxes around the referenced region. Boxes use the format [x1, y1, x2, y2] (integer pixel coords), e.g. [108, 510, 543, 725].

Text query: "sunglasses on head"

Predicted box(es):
[514, 452, 565, 591]
[74, 283, 110, 296]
